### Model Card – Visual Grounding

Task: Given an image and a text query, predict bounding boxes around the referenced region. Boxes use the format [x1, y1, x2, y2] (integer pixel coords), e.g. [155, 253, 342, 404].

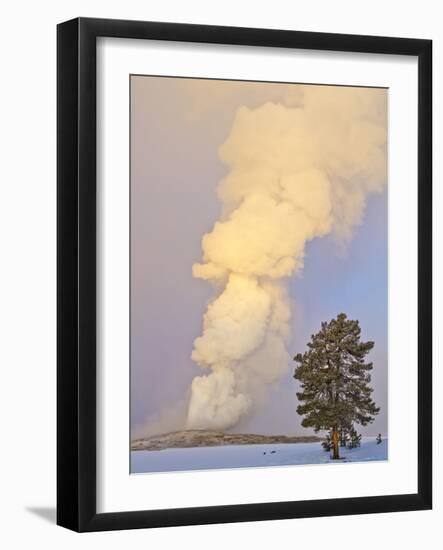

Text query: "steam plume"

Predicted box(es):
[187, 85, 387, 431]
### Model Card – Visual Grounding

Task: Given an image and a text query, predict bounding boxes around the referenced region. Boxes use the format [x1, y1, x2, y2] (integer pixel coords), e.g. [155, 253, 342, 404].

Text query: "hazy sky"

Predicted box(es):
[130, 76, 387, 438]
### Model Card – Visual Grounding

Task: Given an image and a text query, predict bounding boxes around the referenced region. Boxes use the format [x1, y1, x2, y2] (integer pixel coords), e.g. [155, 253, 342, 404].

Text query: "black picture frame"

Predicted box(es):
[57, 17, 432, 532]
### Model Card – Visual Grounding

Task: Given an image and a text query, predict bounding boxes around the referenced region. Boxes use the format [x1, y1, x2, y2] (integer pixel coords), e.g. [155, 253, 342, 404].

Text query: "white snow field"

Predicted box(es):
[131, 437, 388, 474]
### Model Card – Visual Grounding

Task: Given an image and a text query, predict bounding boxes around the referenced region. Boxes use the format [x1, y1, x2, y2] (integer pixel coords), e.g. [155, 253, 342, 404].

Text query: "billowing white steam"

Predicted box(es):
[187, 85, 387, 431]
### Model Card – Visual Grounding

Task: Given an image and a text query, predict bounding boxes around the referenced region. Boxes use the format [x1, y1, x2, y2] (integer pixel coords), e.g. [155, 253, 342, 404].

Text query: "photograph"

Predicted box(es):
[0, 0, 435, 543]
[130, 76, 388, 474]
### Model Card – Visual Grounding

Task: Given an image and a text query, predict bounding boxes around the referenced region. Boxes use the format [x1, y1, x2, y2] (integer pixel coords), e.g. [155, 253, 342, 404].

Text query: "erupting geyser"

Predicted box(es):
[187, 86, 387, 431]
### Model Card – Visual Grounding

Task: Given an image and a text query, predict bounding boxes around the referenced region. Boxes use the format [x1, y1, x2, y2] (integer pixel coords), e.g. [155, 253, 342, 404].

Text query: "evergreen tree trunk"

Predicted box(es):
[332, 427, 340, 459]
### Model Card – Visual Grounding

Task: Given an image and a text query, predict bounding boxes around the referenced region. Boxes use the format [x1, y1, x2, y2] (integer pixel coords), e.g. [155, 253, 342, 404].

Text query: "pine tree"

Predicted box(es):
[293, 313, 380, 459]
[347, 426, 362, 449]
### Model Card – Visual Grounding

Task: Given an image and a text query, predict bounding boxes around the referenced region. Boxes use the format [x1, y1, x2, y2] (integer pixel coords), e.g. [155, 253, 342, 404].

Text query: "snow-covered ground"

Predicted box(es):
[131, 437, 388, 474]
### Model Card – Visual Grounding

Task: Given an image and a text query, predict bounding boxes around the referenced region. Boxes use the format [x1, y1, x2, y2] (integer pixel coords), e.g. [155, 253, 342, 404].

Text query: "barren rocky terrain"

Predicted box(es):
[131, 430, 321, 451]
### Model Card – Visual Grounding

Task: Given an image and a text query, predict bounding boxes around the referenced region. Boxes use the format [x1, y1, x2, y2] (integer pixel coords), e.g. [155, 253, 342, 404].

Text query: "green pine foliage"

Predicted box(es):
[347, 426, 362, 449]
[339, 426, 350, 447]
[293, 313, 380, 457]
[322, 432, 332, 452]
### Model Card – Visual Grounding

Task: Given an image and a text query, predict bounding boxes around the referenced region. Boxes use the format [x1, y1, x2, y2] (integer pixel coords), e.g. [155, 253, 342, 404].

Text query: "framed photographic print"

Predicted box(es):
[57, 17, 432, 531]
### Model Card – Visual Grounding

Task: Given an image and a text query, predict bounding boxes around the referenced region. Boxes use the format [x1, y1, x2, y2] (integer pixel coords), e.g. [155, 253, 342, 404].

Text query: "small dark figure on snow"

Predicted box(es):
[376, 433, 382, 444]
